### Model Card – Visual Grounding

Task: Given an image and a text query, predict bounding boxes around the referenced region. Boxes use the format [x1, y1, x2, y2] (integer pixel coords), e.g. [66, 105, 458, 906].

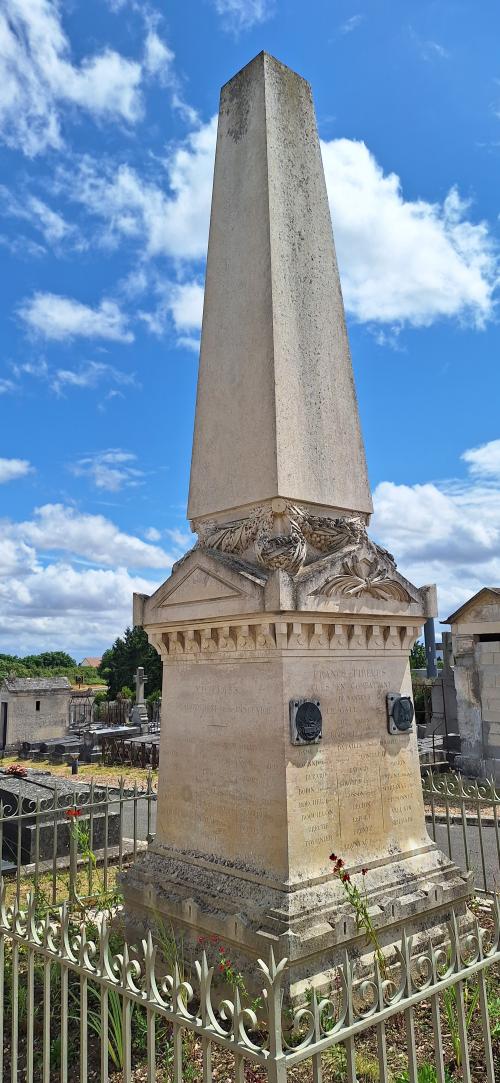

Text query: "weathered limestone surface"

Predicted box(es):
[188, 52, 372, 525]
[124, 53, 471, 989]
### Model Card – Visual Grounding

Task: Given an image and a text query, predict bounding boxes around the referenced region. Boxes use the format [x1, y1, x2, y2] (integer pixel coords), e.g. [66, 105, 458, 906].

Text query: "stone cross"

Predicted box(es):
[134, 667, 147, 705]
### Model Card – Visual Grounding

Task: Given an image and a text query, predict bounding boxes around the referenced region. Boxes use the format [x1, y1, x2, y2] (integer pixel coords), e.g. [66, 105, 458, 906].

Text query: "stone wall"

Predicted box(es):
[0, 689, 70, 750]
[449, 590, 500, 781]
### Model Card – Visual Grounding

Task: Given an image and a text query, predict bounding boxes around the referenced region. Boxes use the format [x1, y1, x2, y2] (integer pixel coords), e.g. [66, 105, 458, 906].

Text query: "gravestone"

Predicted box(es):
[130, 667, 149, 732]
[124, 53, 471, 991]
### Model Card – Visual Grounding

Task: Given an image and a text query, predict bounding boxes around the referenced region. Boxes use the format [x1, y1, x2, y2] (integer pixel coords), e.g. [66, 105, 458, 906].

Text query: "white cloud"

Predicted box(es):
[461, 439, 500, 478]
[321, 139, 498, 328]
[169, 281, 204, 331]
[70, 449, 144, 492]
[0, 458, 33, 483]
[65, 116, 218, 260]
[371, 440, 500, 619]
[64, 121, 498, 332]
[0, 500, 188, 653]
[143, 30, 174, 83]
[6, 503, 172, 570]
[144, 526, 161, 542]
[213, 0, 273, 31]
[0, 561, 161, 654]
[0, 0, 146, 156]
[18, 292, 133, 342]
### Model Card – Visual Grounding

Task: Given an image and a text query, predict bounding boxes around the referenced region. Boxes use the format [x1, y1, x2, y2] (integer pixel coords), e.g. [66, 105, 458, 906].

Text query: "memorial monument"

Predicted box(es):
[124, 52, 471, 989]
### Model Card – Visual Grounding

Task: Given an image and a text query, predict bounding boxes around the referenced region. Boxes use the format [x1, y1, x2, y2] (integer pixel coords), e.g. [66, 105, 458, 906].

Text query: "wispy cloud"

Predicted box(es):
[409, 28, 450, 62]
[213, 0, 273, 32]
[18, 292, 134, 343]
[69, 449, 144, 492]
[51, 361, 137, 396]
[0, 458, 33, 483]
[339, 14, 364, 35]
[0, 185, 82, 250]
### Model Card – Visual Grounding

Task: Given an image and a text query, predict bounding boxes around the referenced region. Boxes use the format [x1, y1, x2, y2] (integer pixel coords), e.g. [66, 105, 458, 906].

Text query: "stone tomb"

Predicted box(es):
[446, 587, 500, 781]
[123, 53, 471, 990]
[0, 772, 120, 867]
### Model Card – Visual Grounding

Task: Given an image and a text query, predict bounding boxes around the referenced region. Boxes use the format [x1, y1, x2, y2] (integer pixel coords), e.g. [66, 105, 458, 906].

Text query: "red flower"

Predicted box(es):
[341, 872, 351, 884]
[219, 963, 225, 972]
[337, 858, 344, 869]
[210, 935, 218, 943]
[329, 853, 337, 862]
[361, 868, 368, 876]
[198, 937, 205, 945]
[65, 808, 82, 819]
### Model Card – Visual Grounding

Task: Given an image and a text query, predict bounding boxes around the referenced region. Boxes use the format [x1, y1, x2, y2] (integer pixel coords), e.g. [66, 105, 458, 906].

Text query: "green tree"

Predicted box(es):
[99, 626, 162, 699]
[22, 651, 76, 669]
[410, 642, 427, 669]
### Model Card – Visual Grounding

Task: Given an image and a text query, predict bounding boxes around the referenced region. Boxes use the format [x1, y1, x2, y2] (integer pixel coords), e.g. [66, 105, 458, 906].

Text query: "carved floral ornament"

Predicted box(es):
[197, 500, 399, 581]
[320, 556, 412, 603]
[194, 500, 412, 603]
[149, 622, 420, 658]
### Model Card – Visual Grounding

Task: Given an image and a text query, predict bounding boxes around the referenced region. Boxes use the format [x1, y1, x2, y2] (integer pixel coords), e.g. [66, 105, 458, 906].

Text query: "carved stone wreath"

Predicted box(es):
[198, 503, 363, 572]
[197, 501, 395, 577]
[320, 556, 411, 602]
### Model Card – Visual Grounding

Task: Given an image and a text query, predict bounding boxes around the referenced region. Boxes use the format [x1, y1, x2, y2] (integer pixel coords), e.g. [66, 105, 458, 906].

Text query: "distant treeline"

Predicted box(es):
[0, 651, 103, 685]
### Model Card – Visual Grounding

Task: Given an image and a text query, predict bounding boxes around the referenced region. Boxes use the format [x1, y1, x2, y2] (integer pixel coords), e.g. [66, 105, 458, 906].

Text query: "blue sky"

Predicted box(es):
[1, 0, 499, 656]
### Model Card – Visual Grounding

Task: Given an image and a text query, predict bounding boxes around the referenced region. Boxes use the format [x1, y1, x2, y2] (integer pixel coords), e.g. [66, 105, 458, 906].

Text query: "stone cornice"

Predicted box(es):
[148, 619, 420, 660]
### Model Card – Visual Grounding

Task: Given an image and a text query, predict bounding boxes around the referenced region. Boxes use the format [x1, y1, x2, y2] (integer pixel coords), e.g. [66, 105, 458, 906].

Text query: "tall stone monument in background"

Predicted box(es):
[125, 52, 470, 990]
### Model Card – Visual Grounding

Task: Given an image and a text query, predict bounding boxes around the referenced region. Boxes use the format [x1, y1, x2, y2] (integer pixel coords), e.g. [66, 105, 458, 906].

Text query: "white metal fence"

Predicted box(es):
[0, 775, 156, 909]
[422, 770, 500, 894]
[0, 892, 498, 1082]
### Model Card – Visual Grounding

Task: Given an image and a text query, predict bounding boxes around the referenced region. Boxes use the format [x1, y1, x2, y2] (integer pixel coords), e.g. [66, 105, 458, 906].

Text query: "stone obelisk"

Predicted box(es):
[125, 53, 470, 992]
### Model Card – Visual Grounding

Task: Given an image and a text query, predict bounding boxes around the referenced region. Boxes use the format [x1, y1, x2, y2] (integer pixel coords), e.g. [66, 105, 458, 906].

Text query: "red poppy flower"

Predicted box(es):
[361, 868, 368, 876]
[219, 963, 225, 972]
[341, 872, 351, 883]
[329, 853, 337, 862]
[218, 946, 225, 953]
[198, 937, 205, 945]
[210, 935, 218, 943]
[65, 808, 82, 818]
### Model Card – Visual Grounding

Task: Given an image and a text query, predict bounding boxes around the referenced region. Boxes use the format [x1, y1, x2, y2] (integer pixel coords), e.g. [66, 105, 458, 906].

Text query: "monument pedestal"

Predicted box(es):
[124, 546, 471, 994]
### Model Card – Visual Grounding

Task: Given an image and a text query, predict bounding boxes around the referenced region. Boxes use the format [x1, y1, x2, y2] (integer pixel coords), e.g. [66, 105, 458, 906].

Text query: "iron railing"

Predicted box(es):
[422, 770, 500, 895]
[0, 776, 156, 909]
[0, 894, 498, 1082]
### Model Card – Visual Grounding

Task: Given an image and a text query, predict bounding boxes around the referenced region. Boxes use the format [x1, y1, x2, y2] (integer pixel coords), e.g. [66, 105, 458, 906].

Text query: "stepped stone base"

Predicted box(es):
[122, 840, 472, 996]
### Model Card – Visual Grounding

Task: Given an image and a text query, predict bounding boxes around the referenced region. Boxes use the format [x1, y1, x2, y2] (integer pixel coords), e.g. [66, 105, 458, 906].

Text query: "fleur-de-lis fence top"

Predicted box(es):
[0, 889, 498, 1063]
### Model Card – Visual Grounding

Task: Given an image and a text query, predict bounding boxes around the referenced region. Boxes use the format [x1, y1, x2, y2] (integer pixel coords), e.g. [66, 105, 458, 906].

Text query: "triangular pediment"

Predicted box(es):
[444, 588, 500, 625]
[157, 564, 245, 607]
[137, 547, 267, 625]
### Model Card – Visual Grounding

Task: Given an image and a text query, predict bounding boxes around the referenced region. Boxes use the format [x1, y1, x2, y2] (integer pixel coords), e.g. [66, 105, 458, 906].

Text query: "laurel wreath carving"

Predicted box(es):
[198, 503, 375, 574]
